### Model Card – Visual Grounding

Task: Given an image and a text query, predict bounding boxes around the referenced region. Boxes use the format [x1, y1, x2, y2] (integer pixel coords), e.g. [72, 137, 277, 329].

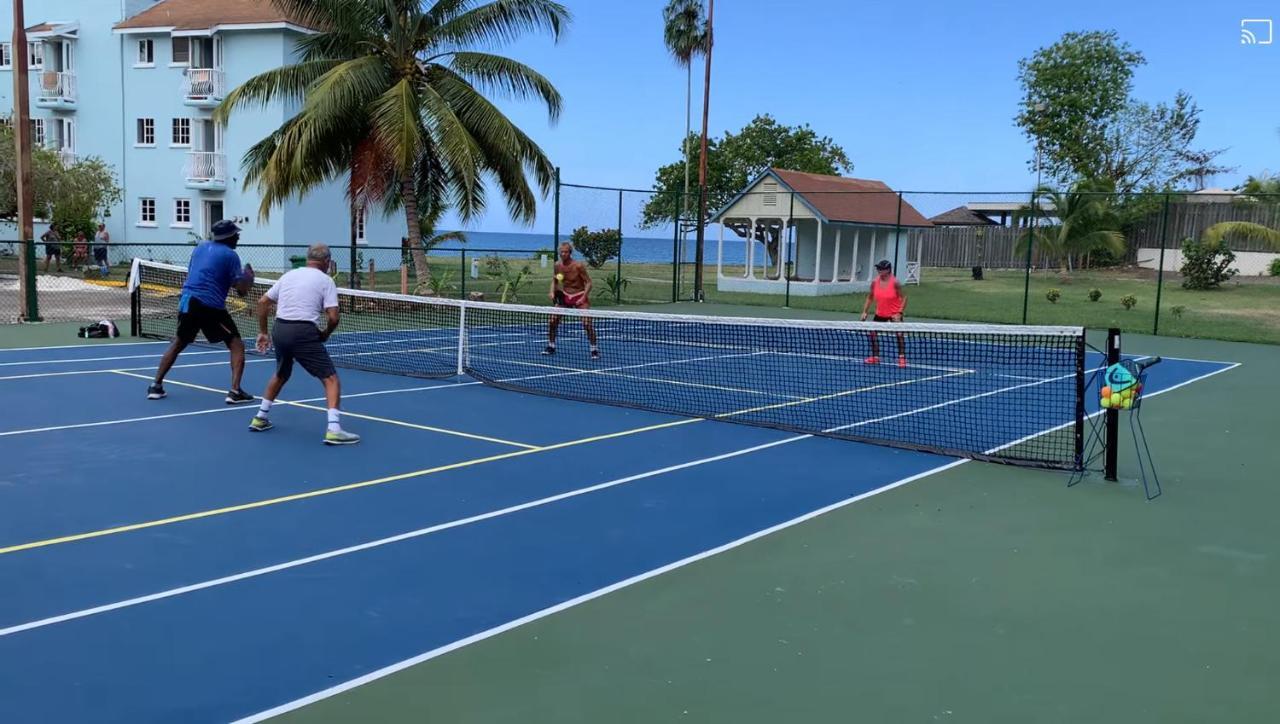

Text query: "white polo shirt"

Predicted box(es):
[264, 267, 339, 327]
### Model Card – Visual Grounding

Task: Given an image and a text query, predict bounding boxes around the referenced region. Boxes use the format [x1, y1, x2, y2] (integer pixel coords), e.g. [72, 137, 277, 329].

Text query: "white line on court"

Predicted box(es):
[229, 360, 1243, 723]
[0, 341, 169, 352]
[0, 382, 481, 438]
[0, 361, 1239, 651]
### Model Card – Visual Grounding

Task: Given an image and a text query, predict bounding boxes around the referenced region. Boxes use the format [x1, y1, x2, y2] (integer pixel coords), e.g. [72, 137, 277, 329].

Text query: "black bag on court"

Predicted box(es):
[78, 320, 120, 339]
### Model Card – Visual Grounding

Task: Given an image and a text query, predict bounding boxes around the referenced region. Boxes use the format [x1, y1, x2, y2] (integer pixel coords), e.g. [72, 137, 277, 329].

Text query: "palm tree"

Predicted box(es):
[1201, 221, 1280, 250]
[662, 0, 707, 221]
[1015, 184, 1127, 273]
[405, 198, 468, 294]
[215, 0, 568, 290]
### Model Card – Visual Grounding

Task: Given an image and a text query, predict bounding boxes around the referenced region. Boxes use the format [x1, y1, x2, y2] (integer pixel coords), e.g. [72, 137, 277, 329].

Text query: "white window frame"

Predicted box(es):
[28, 42, 43, 70]
[170, 37, 190, 66]
[138, 197, 157, 227]
[136, 39, 155, 67]
[136, 117, 155, 147]
[0, 43, 12, 70]
[171, 117, 191, 147]
[172, 198, 192, 228]
[31, 118, 46, 147]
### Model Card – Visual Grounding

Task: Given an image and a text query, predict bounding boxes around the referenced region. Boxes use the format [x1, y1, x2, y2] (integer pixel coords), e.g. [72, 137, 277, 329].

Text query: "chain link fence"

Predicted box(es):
[4, 186, 1278, 345]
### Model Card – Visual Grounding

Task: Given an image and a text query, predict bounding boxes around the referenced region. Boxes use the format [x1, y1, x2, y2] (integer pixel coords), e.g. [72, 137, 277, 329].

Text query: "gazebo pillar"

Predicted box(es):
[832, 227, 842, 283]
[813, 222, 823, 281]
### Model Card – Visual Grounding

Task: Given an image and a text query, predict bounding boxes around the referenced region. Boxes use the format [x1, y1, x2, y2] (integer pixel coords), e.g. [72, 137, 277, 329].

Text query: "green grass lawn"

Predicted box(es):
[701, 266, 1280, 345]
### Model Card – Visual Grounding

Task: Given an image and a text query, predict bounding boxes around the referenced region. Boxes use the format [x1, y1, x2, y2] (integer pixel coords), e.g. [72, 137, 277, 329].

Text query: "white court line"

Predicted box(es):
[0, 359, 1240, 648]
[0, 341, 169, 352]
[232, 359, 1245, 723]
[0, 382, 480, 438]
[0, 349, 230, 367]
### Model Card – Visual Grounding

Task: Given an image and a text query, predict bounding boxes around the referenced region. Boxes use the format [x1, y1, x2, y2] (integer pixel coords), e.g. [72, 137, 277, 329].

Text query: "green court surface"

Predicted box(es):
[257, 315, 1277, 724]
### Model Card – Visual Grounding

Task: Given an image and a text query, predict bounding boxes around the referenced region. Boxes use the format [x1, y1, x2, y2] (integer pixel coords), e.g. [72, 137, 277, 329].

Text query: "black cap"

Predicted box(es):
[211, 219, 241, 242]
[875, 259, 892, 270]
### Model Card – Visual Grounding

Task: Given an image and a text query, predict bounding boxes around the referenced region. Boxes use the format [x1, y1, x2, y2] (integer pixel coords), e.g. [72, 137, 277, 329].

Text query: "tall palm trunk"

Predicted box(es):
[682, 64, 692, 218]
[402, 171, 431, 292]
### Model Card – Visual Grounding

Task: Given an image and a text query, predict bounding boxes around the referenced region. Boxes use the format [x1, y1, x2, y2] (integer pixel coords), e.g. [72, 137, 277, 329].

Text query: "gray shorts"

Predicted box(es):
[272, 319, 336, 381]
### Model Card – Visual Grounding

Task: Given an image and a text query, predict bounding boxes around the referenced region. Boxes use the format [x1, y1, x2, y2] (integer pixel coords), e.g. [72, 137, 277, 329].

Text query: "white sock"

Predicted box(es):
[547, 341, 556, 348]
[257, 399, 273, 418]
[327, 408, 341, 433]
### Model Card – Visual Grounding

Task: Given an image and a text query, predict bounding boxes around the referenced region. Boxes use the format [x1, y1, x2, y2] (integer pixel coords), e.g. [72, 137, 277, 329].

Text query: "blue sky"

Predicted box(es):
[451, 0, 1279, 233]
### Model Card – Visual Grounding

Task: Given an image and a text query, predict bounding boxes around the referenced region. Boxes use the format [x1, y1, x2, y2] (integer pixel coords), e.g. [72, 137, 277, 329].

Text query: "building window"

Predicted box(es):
[137, 39, 154, 66]
[30, 118, 45, 146]
[173, 198, 192, 227]
[356, 206, 367, 243]
[139, 198, 157, 225]
[136, 118, 155, 146]
[28, 42, 43, 69]
[171, 118, 191, 146]
[0, 43, 12, 69]
[171, 37, 190, 65]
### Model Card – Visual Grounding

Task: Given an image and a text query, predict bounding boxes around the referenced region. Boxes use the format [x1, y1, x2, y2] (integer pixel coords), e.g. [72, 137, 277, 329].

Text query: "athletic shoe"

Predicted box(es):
[863, 356, 880, 365]
[590, 347, 601, 359]
[542, 345, 556, 355]
[323, 430, 361, 446]
[248, 416, 273, 432]
[898, 356, 908, 368]
[146, 383, 166, 400]
[225, 388, 255, 405]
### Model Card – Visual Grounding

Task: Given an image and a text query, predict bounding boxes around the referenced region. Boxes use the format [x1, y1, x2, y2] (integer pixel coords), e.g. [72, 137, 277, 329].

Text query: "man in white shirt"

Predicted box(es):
[248, 243, 359, 445]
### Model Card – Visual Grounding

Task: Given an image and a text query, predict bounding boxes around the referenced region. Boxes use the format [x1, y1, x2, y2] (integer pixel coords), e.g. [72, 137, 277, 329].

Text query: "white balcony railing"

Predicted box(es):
[182, 68, 225, 103]
[58, 149, 77, 168]
[185, 151, 227, 186]
[38, 71, 76, 104]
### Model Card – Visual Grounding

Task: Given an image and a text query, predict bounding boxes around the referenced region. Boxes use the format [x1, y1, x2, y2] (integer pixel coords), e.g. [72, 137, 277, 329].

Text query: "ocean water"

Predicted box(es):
[422, 230, 753, 266]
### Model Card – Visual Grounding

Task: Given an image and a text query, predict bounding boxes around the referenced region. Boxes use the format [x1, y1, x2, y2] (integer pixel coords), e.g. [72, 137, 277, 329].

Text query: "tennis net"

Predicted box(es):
[131, 259, 1087, 470]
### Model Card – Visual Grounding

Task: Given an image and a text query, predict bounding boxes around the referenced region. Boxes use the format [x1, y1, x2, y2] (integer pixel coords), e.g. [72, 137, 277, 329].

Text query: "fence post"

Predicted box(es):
[1021, 189, 1036, 324]
[460, 249, 466, 300]
[21, 240, 40, 322]
[892, 192, 904, 274]
[616, 189, 623, 304]
[1152, 193, 1171, 335]
[671, 205, 680, 303]
[348, 204, 359, 289]
[553, 167, 561, 247]
[694, 185, 706, 302]
[785, 192, 794, 307]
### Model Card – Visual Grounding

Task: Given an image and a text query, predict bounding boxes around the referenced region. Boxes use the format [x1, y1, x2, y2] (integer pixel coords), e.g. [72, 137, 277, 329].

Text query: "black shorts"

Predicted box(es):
[872, 315, 900, 322]
[272, 319, 336, 381]
[93, 247, 108, 264]
[176, 296, 241, 344]
[44, 244, 61, 258]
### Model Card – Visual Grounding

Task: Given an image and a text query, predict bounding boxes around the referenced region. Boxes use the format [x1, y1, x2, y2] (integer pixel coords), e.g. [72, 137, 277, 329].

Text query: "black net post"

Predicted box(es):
[1152, 193, 1171, 335]
[348, 204, 359, 290]
[1104, 327, 1121, 481]
[616, 189, 623, 304]
[784, 192, 794, 307]
[129, 280, 141, 337]
[460, 249, 467, 300]
[1074, 332, 1086, 470]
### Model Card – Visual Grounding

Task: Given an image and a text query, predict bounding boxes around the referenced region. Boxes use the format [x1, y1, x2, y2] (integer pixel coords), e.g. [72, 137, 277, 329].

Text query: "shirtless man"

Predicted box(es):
[544, 242, 600, 359]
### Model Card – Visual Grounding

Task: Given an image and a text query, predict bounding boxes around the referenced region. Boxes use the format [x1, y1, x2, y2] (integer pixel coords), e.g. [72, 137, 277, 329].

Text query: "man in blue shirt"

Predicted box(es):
[147, 220, 256, 403]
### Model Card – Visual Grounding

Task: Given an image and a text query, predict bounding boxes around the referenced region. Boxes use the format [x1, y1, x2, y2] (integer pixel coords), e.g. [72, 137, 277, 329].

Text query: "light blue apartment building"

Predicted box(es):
[2, 0, 401, 269]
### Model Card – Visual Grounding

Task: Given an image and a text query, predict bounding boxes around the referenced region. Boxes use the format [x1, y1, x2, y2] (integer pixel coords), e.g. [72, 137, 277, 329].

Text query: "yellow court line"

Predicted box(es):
[108, 371, 537, 450]
[0, 417, 701, 556]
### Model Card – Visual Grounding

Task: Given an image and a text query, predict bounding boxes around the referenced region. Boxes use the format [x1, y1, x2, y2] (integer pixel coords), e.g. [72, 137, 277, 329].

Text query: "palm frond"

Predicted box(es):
[214, 60, 339, 123]
[662, 0, 707, 66]
[432, 0, 570, 49]
[446, 52, 562, 121]
[1201, 221, 1280, 250]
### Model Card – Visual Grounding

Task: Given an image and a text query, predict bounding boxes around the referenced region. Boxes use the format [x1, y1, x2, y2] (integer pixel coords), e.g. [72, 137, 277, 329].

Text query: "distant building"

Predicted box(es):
[709, 169, 930, 296]
[1, 0, 401, 269]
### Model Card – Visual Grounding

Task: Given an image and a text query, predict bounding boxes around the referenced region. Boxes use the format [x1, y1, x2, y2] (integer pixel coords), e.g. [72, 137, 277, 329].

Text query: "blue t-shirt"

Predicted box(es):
[181, 241, 243, 310]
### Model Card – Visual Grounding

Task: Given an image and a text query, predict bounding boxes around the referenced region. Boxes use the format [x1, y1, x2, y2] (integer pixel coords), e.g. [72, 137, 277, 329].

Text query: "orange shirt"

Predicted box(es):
[871, 275, 904, 316]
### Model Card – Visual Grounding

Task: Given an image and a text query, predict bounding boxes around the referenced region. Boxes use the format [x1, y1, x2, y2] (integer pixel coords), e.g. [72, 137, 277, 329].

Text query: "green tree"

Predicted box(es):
[662, 0, 707, 219]
[1017, 31, 1215, 192]
[1237, 173, 1280, 199]
[216, 0, 567, 291]
[641, 115, 852, 270]
[1015, 181, 1127, 273]
[0, 125, 121, 236]
[1200, 221, 1280, 250]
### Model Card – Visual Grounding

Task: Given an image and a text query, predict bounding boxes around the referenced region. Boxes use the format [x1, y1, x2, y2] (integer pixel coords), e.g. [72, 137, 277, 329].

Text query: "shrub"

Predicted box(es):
[1170, 305, 1186, 319]
[1120, 294, 1137, 310]
[1088, 288, 1102, 302]
[600, 272, 630, 301]
[1045, 288, 1061, 303]
[568, 226, 622, 269]
[1180, 239, 1238, 290]
[1269, 258, 1280, 277]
